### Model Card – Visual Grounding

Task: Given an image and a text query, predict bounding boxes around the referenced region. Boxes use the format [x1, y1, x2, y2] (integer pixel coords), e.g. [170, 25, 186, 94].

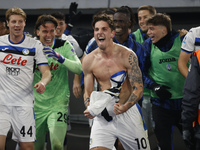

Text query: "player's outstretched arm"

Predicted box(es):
[34, 65, 51, 94]
[43, 44, 82, 75]
[82, 55, 95, 118]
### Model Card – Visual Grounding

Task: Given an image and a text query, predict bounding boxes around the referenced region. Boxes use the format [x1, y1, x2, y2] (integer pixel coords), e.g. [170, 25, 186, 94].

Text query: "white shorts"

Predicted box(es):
[90, 103, 150, 150]
[0, 105, 36, 142]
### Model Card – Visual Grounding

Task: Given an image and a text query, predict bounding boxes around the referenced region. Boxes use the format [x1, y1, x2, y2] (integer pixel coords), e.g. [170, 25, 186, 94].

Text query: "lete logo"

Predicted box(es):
[0, 54, 27, 66]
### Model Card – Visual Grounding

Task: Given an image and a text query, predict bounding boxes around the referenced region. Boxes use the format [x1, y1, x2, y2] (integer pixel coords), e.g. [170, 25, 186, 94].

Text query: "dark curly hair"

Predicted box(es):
[92, 13, 114, 31]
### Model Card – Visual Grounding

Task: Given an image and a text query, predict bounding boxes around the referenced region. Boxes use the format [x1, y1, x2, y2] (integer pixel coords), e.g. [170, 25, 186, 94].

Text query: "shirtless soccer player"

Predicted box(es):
[82, 14, 150, 150]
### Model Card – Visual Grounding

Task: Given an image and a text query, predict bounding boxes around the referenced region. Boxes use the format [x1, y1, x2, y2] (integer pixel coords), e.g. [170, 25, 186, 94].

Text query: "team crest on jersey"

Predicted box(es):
[22, 49, 29, 55]
[166, 64, 171, 71]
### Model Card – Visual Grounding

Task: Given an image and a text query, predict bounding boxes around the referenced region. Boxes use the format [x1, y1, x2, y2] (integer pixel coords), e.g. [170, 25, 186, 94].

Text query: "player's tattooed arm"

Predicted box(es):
[84, 97, 90, 108]
[126, 52, 143, 109]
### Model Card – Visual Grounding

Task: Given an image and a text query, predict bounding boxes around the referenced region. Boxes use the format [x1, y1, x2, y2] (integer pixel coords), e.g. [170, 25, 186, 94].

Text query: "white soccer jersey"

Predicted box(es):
[61, 34, 83, 58]
[0, 34, 48, 107]
[181, 26, 200, 53]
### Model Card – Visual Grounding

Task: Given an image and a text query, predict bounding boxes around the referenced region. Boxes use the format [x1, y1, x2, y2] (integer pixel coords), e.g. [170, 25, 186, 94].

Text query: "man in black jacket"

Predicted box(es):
[182, 50, 200, 150]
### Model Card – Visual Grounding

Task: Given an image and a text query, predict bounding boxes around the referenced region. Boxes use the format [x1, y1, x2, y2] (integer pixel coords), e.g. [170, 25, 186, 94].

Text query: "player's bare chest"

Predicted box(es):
[93, 57, 121, 70]
[92, 58, 125, 80]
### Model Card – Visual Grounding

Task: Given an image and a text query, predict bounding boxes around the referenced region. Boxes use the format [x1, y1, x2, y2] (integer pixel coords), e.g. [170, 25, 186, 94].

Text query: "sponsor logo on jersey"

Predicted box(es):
[1, 48, 8, 51]
[49, 62, 59, 70]
[22, 49, 30, 55]
[159, 57, 176, 64]
[0, 54, 27, 66]
[36, 62, 59, 71]
[6, 67, 20, 76]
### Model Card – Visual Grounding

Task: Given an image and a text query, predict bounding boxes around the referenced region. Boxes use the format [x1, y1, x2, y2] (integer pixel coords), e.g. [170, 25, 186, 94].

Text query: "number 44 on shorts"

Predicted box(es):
[20, 126, 33, 137]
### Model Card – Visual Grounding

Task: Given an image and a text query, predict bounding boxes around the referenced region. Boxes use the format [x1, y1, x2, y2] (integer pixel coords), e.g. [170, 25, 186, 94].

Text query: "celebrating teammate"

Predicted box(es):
[142, 13, 186, 150]
[0, 8, 51, 150]
[33, 14, 82, 150]
[83, 13, 150, 150]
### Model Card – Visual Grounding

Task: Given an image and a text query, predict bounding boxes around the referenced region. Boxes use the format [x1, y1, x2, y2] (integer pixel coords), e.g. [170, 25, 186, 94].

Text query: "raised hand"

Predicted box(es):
[43, 45, 65, 63]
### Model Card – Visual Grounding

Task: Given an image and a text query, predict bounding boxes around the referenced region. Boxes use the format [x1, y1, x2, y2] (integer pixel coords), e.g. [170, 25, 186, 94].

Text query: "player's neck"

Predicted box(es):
[115, 32, 129, 44]
[101, 42, 115, 57]
[55, 35, 61, 39]
[9, 33, 24, 43]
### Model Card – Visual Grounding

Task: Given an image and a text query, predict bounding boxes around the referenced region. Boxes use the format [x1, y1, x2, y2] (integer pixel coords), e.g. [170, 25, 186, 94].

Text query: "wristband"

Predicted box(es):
[40, 82, 45, 87]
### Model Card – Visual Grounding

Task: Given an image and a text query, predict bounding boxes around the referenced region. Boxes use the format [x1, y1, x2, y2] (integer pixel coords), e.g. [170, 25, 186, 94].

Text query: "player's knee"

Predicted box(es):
[0, 135, 6, 150]
[52, 140, 63, 150]
[52, 143, 63, 150]
[20, 142, 34, 150]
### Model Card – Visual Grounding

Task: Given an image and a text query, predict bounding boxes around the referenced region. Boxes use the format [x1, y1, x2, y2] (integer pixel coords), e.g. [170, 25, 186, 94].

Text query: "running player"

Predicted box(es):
[83, 13, 150, 150]
[33, 14, 82, 150]
[0, 8, 51, 150]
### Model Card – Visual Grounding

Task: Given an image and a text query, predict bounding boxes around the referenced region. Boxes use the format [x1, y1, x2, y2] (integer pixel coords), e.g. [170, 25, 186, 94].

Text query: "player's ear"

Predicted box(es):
[111, 30, 115, 38]
[128, 20, 131, 29]
[36, 29, 40, 36]
[161, 26, 168, 36]
[6, 21, 9, 28]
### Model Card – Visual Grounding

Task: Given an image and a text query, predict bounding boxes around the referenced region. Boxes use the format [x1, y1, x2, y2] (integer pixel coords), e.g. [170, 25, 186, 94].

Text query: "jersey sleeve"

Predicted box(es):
[85, 37, 98, 55]
[181, 28, 195, 53]
[67, 35, 83, 59]
[62, 40, 82, 74]
[35, 40, 48, 66]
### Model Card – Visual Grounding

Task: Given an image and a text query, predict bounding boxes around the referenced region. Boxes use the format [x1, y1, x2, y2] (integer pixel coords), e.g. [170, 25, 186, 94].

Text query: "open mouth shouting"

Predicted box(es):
[115, 27, 122, 33]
